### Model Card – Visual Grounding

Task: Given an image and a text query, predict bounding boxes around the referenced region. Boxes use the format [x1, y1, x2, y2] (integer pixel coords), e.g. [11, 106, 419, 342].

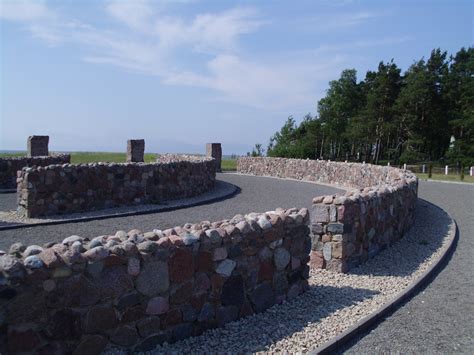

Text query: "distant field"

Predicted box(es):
[222, 159, 237, 171]
[416, 173, 473, 183]
[0, 151, 238, 171]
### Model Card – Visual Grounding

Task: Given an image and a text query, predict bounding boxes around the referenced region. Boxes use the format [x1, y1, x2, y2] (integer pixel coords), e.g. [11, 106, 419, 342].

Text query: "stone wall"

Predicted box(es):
[0, 208, 310, 353]
[17, 155, 216, 218]
[237, 157, 418, 272]
[0, 155, 71, 189]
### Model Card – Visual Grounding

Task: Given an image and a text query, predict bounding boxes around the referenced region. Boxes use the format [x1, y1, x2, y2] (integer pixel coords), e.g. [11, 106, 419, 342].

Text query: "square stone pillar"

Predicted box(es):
[27, 136, 49, 157]
[206, 143, 222, 172]
[127, 139, 145, 163]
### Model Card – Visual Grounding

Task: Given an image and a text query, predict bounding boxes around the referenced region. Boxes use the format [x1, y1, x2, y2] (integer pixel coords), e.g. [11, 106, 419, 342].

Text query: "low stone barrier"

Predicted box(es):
[0, 154, 71, 189]
[17, 155, 216, 218]
[0, 208, 310, 353]
[237, 157, 418, 272]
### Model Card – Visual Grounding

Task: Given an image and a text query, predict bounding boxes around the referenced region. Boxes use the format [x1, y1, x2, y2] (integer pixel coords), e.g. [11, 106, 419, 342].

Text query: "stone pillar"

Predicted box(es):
[206, 143, 222, 172]
[127, 139, 145, 163]
[27, 136, 49, 157]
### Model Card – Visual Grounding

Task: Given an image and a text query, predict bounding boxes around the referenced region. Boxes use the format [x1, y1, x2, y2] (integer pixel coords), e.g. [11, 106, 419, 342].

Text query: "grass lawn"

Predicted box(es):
[221, 159, 237, 171]
[416, 173, 474, 183]
[0, 151, 238, 171]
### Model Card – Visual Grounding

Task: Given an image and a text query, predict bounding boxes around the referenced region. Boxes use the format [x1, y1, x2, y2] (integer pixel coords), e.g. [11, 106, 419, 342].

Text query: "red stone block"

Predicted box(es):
[309, 251, 325, 269]
[196, 251, 213, 272]
[7, 328, 41, 353]
[162, 308, 182, 326]
[169, 248, 194, 283]
[258, 260, 274, 281]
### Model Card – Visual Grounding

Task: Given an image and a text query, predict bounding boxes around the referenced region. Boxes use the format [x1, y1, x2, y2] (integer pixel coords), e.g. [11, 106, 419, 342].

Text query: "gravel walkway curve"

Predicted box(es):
[0, 173, 341, 250]
[338, 180, 474, 354]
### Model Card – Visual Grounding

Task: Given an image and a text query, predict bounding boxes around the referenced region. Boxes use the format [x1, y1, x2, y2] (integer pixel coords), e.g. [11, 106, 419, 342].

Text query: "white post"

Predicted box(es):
[345, 160, 348, 163]
[422, 164, 426, 173]
[470, 166, 473, 176]
[363, 161, 365, 165]
[445, 165, 449, 175]
[403, 163, 407, 170]
[387, 162, 390, 166]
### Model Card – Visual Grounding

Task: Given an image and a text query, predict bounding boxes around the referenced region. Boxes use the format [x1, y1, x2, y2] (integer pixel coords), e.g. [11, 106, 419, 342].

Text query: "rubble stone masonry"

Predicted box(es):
[237, 157, 418, 273]
[17, 155, 215, 218]
[0, 208, 310, 353]
[0, 154, 71, 189]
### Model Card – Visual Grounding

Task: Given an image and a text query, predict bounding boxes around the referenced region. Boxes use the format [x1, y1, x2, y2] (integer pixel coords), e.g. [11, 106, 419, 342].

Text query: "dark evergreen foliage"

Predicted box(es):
[266, 47, 473, 166]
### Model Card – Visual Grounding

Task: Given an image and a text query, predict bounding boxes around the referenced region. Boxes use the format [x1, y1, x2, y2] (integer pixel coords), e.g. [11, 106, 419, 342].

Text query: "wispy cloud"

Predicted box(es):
[0, 1, 399, 110]
[0, 0, 53, 22]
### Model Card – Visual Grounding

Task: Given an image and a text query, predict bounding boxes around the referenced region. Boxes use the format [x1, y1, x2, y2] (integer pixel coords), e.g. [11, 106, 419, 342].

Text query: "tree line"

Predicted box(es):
[252, 47, 473, 167]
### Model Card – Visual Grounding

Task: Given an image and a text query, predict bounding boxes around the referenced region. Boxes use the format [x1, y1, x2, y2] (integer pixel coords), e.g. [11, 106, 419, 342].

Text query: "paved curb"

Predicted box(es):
[310, 201, 459, 355]
[0, 182, 240, 231]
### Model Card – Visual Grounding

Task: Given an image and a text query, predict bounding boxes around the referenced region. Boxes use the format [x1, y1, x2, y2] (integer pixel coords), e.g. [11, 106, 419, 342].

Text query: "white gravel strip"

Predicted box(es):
[103, 200, 453, 354]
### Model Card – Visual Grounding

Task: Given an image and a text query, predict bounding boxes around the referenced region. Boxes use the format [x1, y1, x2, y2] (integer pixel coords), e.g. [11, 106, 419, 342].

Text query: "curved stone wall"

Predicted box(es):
[0, 154, 71, 189]
[237, 157, 418, 272]
[16, 156, 216, 218]
[0, 209, 310, 353]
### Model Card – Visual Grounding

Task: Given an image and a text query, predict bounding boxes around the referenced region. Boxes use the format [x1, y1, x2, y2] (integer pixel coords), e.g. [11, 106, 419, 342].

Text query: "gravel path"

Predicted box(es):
[0, 192, 16, 212]
[0, 173, 341, 250]
[339, 180, 474, 354]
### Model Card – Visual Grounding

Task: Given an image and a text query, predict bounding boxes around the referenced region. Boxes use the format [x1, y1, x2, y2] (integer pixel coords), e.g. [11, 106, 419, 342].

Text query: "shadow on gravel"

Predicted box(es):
[0, 221, 25, 228]
[249, 285, 380, 353]
[347, 198, 452, 278]
[0, 192, 17, 212]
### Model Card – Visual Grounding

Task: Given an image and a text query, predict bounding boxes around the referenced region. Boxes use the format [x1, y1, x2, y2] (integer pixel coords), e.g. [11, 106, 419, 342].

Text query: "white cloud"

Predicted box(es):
[0, 0, 53, 22]
[106, 0, 154, 32]
[0, 1, 396, 111]
[105, 1, 265, 54]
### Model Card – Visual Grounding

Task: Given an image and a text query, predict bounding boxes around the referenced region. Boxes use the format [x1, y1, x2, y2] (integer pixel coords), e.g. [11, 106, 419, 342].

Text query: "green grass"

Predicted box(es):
[417, 173, 474, 183]
[0, 151, 239, 170]
[69, 152, 157, 164]
[221, 159, 237, 171]
[0, 151, 157, 163]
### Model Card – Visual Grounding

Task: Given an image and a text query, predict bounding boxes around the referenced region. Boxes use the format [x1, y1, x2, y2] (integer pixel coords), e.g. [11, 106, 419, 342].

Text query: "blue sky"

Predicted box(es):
[1, 0, 472, 155]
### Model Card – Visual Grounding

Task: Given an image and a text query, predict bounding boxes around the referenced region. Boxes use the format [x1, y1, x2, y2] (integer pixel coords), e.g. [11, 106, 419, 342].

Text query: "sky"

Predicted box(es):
[0, 0, 472, 155]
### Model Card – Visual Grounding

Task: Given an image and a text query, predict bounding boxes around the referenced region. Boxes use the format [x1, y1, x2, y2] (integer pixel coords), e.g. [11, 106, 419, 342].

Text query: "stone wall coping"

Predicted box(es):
[0, 153, 70, 162]
[0, 207, 309, 283]
[237, 157, 418, 199]
[18, 156, 214, 173]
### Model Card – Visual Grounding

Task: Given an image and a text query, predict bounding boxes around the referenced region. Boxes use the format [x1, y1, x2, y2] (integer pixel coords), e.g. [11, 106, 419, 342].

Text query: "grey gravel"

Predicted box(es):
[339, 180, 474, 354]
[0, 173, 341, 250]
